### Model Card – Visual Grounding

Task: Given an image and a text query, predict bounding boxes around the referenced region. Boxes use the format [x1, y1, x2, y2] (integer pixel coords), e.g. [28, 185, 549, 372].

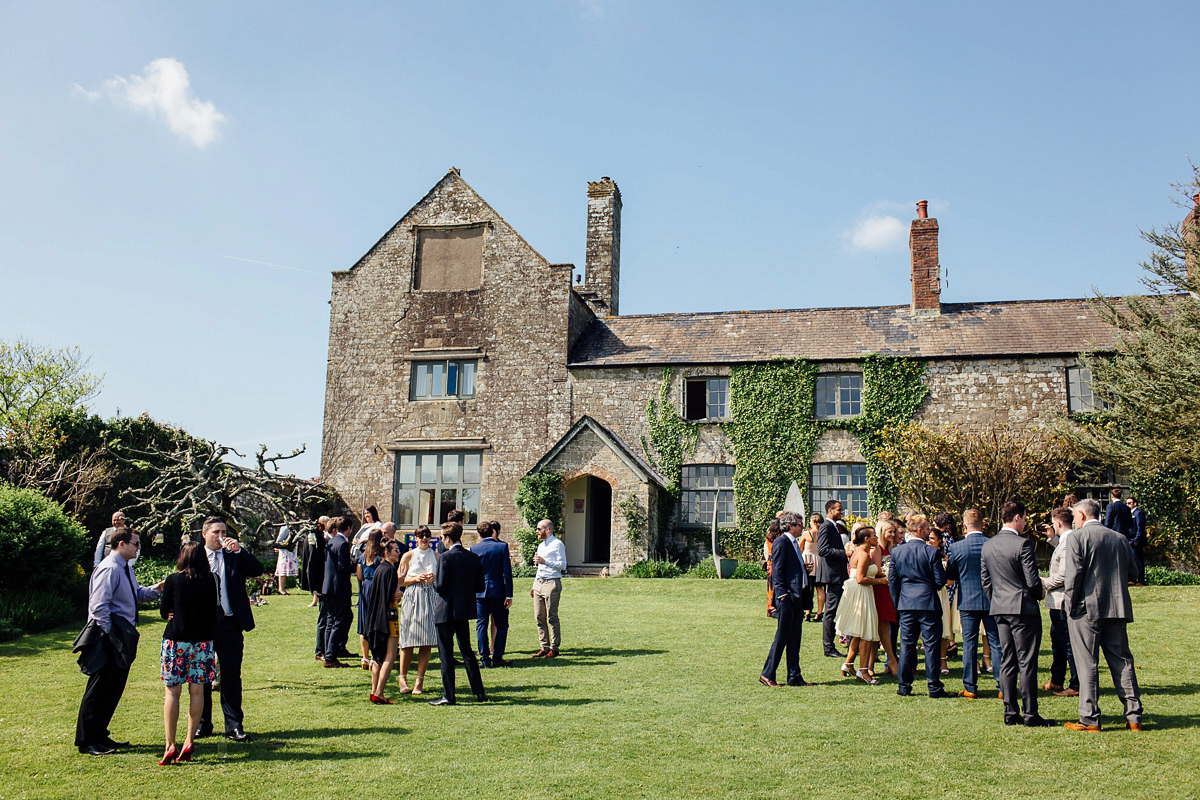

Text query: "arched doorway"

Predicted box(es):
[562, 475, 613, 569]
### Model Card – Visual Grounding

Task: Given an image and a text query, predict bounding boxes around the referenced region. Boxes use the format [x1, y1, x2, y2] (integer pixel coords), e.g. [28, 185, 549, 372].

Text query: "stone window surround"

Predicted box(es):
[679, 463, 735, 528]
[391, 449, 485, 529]
[409, 221, 493, 293]
[406, 348, 487, 402]
[410, 358, 479, 400]
[815, 370, 862, 419]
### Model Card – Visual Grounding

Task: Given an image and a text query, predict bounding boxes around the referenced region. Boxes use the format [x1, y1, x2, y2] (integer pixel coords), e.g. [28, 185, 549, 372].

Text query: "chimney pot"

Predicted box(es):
[909, 204, 940, 314]
[916, 200, 928, 219]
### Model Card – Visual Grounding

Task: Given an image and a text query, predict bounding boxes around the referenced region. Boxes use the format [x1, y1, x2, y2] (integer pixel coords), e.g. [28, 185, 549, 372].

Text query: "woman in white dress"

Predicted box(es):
[272, 525, 297, 595]
[352, 506, 383, 561]
[835, 527, 889, 684]
[396, 525, 440, 695]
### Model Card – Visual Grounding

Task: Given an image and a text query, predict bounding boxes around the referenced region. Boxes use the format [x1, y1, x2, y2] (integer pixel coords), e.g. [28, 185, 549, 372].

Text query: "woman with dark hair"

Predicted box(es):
[835, 526, 889, 684]
[352, 506, 382, 560]
[365, 539, 402, 703]
[356, 528, 385, 670]
[158, 541, 217, 765]
[804, 512, 824, 621]
[397, 525, 439, 695]
[929, 524, 959, 675]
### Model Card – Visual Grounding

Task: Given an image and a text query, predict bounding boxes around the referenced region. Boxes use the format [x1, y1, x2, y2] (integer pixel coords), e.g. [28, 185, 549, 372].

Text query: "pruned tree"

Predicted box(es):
[1064, 166, 1200, 473]
[874, 422, 1083, 533]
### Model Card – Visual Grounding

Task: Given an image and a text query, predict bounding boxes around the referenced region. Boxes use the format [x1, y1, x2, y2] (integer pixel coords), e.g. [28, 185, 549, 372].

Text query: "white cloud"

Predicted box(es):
[846, 214, 906, 251]
[77, 58, 226, 149]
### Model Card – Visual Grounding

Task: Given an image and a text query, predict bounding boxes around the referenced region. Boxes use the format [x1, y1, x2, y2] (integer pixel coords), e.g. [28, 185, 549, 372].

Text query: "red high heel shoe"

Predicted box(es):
[158, 745, 180, 766]
[177, 744, 194, 763]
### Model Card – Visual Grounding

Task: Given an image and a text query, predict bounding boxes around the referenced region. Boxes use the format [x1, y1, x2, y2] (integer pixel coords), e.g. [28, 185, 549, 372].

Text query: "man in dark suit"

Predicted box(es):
[946, 508, 1001, 698]
[981, 499, 1052, 727]
[814, 499, 849, 658]
[1127, 497, 1147, 585]
[1104, 488, 1133, 538]
[309, 516, 329, 660]
[888, 514, 952, 698]
[430, 522, 487, 705]
[320, 516, 355, 668]
[473, 521, 513, 668]
[1062, 499, 1144, 732]
[760, 511, 810, 687]
[197, 516, 265, 742]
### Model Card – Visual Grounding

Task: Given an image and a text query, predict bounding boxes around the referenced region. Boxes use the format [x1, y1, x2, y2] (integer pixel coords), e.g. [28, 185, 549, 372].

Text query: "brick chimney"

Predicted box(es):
[584, 177, 621, 316]
[910, 200, 940, 314]
[1184, 192, 1200, 288]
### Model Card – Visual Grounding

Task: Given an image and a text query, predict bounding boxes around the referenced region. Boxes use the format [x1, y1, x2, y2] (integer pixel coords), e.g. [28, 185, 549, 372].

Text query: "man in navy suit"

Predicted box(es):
[888, 514, 952, 698]
[815, 500, 849, 658]
[760, 511, 810, 687]
[1126, 497, 1147, 585]
[197, 516, 264, 742]
[430, 522, 487, 706]
[473, 520, 513, 667]
[946, 508, 1001, 698]
[1104, 488, 1133, 538]
[320, 516, 355, 668]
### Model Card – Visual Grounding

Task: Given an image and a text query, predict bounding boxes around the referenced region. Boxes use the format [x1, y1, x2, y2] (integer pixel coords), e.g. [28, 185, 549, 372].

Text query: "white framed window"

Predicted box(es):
[810, 463, 867, 517]
[680, 464, 735, 526]
[684, 377, 730, 421]
[393, 452, 482, 527]
[411, 360, 477, 400]
[815, 373, 862, 419]
[1067, 366, 1107, 413]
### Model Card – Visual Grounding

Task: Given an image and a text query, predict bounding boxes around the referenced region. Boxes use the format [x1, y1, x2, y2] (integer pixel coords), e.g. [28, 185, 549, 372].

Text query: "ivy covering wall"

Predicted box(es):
[644, 356, 928, 560]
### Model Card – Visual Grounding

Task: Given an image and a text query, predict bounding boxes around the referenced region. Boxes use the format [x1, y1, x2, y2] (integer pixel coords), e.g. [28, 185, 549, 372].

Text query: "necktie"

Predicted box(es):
[124, 564, 138, 627]
[211, 553, 223, 612]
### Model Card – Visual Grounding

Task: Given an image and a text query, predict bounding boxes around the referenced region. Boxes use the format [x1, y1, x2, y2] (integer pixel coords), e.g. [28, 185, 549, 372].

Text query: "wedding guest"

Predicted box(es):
[836, 527, 888, 684]
[356, 529, 384, 670]
[805, 513, 824, 621]
[364, 539, 402, 704]
[272, 523, 297, 596]
[1041, 507, 1080, 697]
[397, 525, 439, 694]
[305, 516, 329, 610]
[352, 506, 381, 560]
[764, 518, 781, 618]
[872, 519, 900, 676]
[929, 525, 959, 676]
[157, 542, 217, 765]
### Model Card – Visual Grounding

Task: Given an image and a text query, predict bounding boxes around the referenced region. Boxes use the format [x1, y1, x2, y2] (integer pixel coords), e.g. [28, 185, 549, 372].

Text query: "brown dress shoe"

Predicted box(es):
[759, 675, 782, 687]
[1126, 722, 1143, 731]
[1063, 721, 1102, 732]
[1041, 682, 1063, 692]
[959, 691, 977, 699]
[1053, 688, 1080, 697]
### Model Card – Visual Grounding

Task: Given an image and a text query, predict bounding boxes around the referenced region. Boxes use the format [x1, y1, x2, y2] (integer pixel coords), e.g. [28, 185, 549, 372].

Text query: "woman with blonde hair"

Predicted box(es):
[872, 518, 900, 676]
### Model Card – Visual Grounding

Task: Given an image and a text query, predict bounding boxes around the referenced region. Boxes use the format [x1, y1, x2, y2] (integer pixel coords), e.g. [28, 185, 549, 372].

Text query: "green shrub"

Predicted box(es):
[1145, 566, 1200, 586]
[133, 552, 177, 590]
[512, 562, 538, 579]
[685, 559, 718, 579]
[0, 588, 79, 634]
[623, 559, 682, 579]
[0, 483, 89, 594]
[0, 617, 21, 642]
[731, 561, 767, 580]
[513, 526, 539, 566]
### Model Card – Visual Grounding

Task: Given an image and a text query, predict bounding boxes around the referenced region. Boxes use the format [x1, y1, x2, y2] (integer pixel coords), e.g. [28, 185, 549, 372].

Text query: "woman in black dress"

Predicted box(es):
[364, 539, 402, 703]
[158, 541, 217, 765]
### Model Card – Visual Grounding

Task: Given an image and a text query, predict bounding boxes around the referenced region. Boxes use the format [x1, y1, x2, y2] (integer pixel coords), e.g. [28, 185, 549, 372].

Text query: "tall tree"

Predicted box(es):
[1066, 167, 1200, 472]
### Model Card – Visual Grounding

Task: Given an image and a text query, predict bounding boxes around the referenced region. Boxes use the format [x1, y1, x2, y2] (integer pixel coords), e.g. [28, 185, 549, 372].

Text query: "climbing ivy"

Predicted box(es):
[617, 492, 647, 547]
[640, 367, 699, 498]
[514, 471, 564, 531]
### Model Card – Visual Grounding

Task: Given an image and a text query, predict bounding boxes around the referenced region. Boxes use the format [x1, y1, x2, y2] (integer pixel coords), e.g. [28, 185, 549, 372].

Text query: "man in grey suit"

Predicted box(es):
[1062, 499, 1144, 732]
[815, 500, 849, 658]
[981, 499, 1053, 727]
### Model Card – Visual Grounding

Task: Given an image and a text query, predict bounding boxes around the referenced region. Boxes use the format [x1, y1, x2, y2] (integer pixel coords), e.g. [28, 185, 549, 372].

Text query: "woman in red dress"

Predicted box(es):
[872, 518, 900, 676]
[763, 517, 781, 618]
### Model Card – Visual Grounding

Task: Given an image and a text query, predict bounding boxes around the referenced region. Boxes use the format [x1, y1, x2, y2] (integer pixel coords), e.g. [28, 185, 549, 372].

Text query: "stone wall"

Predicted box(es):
[915, 356, 1075, 430]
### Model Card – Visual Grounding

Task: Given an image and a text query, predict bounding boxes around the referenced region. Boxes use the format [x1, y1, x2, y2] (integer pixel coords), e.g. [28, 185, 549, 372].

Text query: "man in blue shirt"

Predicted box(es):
[75, 528, 162, 755]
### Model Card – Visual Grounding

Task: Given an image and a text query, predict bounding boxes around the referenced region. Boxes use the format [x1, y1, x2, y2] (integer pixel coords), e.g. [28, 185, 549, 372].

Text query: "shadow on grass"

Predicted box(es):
[508, 646, 668, 667]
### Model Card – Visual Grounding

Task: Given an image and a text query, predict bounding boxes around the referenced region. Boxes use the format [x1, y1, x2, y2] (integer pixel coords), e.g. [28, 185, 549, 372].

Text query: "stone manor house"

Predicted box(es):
[322, 169, 1114, 572]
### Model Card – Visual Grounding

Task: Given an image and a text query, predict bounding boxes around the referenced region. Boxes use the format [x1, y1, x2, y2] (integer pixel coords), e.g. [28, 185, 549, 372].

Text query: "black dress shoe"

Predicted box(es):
[428, 696, 455, 706]
[474, 693, 488, 702]
[193, 725, 213, 739]
[928, 689, 955, 698]
[1004, 716, 1022, 726]
[226, 727, 250, 742]
[825, 649, 847, 659]
[1024, 716, 1055, 728]
[334, 649, 356, 659]
[102, 738, 130, 748]
[896, 688, 912, 696]
[79, 744, 116, 756]
[787, 679, 812, 687]
[494, 658, 514, 667]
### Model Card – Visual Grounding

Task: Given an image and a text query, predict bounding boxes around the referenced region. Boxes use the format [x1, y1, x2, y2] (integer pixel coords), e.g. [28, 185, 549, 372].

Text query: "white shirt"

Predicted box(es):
[535, 534, 567, 580]
[206, 546, 233, 616]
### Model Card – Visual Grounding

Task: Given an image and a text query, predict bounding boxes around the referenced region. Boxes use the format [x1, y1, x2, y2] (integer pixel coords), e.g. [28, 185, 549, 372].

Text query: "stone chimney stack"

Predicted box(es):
[910, 200, 941, 314]
[584, 177, 621, 316]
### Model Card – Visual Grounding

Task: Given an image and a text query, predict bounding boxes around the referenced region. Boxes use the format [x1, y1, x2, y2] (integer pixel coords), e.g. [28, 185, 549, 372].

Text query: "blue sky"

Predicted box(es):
[2, 1, 1197, 481]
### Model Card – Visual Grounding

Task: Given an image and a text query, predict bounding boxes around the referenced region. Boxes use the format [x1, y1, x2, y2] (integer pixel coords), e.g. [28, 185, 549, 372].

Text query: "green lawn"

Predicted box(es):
[1, 580, 1195, 799]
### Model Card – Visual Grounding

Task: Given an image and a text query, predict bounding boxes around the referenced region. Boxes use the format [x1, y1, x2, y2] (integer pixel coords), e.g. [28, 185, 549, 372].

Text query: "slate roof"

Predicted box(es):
[567, 298, 1117, 366]
[527, 416, 668, 488]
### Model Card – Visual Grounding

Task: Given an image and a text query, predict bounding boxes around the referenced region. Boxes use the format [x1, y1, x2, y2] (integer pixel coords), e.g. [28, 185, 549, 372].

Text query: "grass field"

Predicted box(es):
[1, 579, 1196, 799]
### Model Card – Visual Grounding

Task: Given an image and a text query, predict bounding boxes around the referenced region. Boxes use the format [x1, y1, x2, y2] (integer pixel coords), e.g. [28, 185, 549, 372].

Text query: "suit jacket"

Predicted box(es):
[1063, 519, 1134, 622]
[213, 547, 265, 632]
[770, 533, 808, 603]
[946, 532, 990, 612]
[813, 519, 849, 584]
[980, 528, 1043, 616]
[473, 537, 514, 599]
[888, 538, 945, 611]
[1130, 508, 1147, 546]
[322, 533, 353, 598]
[1105, 501, 1133, 537]
[434, 544, 484, 623]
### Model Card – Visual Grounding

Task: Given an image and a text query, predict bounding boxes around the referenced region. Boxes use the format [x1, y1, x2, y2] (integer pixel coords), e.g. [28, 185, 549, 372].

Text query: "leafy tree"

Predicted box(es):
[1066, 167, 1200, 472]
[874, 422, 1081, 533]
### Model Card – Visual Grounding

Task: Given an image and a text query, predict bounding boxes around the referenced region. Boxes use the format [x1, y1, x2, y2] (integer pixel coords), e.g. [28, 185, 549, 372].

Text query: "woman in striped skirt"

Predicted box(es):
[397, 525, 440, 695]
